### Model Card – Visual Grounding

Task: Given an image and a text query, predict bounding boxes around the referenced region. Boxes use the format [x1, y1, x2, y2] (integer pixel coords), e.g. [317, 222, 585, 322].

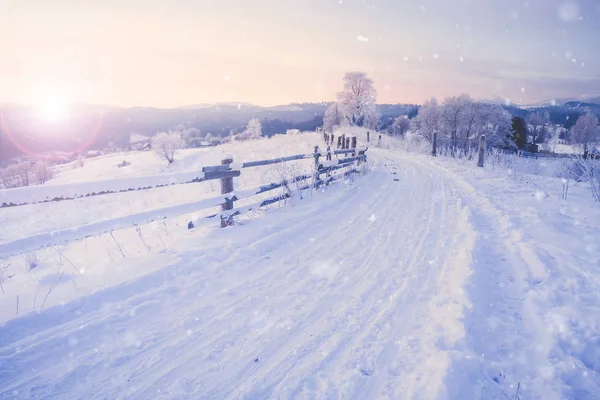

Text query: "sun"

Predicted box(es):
[35, 89, 71, 123]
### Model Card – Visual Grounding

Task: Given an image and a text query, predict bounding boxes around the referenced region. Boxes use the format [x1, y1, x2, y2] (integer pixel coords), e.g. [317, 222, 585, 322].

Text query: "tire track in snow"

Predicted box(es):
[226, 163, 436, 398]
[100, 173, 394, 397]
[348, 166, 468, 399]
[404, 152, 567, 399]
[189, 171, 420, 398]
[0, 180, 380, 398]
[0, 150, 518, 400]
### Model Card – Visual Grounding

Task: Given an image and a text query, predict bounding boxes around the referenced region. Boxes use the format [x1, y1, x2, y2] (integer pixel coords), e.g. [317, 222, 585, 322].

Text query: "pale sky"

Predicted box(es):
[1, 0, 599, 107]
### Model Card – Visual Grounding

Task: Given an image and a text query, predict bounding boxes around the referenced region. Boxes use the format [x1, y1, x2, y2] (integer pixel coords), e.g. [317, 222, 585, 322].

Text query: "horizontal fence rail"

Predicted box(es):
[0, 168, 237, 208]
[194, 145, 367, 229]
[0, 146, 367, 208]
[0, 142, 367, 258]
[0, 194, 228, 259]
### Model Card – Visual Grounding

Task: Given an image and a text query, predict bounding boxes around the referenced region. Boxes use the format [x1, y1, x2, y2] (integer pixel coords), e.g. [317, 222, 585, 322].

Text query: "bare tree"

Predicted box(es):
[33, 162, 54, 184]
[0, 165, 17, 188]
[323, 102, 345, 133]
[152, 132, 184, 164]
[337, 72, 377, 127]
[16, 162, 33, 186]
[390, 116, 410, 136]
[555, 158, 582, 199]
[527, 113, 547, 145]
[570, 113, 599, 158]
[573, 156, 600, 202]
[0, 162, 35, 188]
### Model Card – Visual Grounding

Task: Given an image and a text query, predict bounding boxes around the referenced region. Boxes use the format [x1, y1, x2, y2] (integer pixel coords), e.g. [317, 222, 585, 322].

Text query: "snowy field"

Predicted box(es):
[0, 133, 324, 320]
[0, 134, 321, 243]
[0, 133, 599, 399]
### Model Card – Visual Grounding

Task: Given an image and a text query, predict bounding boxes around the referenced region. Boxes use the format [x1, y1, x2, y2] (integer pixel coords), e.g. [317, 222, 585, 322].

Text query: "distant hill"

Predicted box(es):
[0, 102, 419, 162]
[12, 98, 597, 162]
[177, 102, 260, 110]
[525, 95, 600, 107]
[521, 100, 600, 129]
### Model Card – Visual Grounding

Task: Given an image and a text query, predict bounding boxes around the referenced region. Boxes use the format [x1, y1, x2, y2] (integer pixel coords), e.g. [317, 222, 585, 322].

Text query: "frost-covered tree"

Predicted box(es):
[362, 104, 380, 129]
[209, 135, 224, 146]
[337, 72, 378, 127]
[527, 113, 547, 145]
[180, 127, 201, 147]
[570, 113, 599, 158]
[33, 162, 54, 184]
[0, 162, 35, 188]
[323, 102, 345, 133]
[439, 94, 474, 151]
[152, 132, 184, 164]
[414, 96, 512, 155]
[234, 118, 263, 141]
[390, 116, 410, 136]
[246, 118, 262, 139]
[411, 98, 441, 143]
[436, 95, 512, 152]
[477, 104, 513, 149]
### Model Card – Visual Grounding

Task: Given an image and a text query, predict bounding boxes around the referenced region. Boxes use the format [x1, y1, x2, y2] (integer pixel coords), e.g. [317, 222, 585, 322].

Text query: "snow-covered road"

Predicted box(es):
[0, 149, 597, 399]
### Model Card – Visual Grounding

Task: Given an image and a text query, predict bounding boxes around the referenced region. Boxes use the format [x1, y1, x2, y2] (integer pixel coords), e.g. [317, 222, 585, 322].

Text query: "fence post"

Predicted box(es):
[345, 137, 350, 150]
[337, 136, 342, 149]
[331, 134, 334, 148]
[220, 157, 235, 228]
[313, 145, 321, 187]
[477, 135, 486, 167]
[367, 131, 370, 143]
[432, 132, 437, 157]
[351, 136, 357, 150]
[341, 134, 346, 149]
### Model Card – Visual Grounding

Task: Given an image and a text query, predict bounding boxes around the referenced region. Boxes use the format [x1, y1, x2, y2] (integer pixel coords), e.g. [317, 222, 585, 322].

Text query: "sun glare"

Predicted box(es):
[36, 90, 70, 123]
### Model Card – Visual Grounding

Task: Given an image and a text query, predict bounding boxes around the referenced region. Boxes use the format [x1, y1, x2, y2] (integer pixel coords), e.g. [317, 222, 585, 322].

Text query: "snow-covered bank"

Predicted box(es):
[425, 154, 600, 399]
[379, 141, 600, 399]
[0, 134, 321, 245]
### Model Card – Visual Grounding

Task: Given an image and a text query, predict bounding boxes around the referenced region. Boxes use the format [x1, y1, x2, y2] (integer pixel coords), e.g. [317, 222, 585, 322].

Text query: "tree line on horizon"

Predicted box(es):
[323, 71, 599, 158]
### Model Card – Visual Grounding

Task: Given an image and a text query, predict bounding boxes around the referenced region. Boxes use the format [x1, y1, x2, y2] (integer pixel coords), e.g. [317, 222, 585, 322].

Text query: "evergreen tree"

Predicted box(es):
[510, 116, 528, 150]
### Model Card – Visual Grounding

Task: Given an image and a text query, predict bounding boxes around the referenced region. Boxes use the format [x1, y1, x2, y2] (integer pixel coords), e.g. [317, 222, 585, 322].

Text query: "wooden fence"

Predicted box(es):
[0, 144, 367, 259]
[320, 132, 358, 151]
[188, 145, 367, 229]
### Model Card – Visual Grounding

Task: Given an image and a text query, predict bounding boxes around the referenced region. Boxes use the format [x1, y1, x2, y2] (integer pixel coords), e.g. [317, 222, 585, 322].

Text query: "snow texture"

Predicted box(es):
[0, 138, 598, 399]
